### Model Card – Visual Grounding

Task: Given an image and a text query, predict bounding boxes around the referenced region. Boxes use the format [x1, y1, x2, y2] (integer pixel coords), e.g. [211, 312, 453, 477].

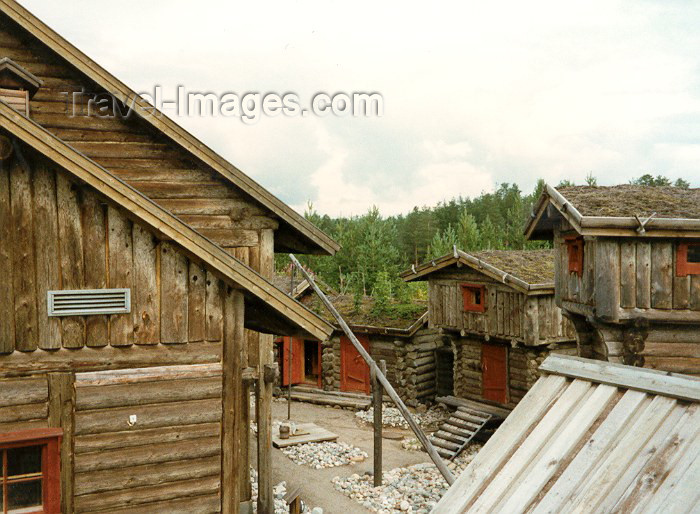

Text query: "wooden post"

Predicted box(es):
[222, 288, 244, 514]
[373, 359, 386, 487]
[290, 254, 456, 485]
[257, 230, 275, 514]
[48, 372, 75, 514]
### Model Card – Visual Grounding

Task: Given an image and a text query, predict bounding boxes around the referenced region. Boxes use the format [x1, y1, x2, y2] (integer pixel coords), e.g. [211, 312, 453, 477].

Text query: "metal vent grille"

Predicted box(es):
[48, 289, 131, 317]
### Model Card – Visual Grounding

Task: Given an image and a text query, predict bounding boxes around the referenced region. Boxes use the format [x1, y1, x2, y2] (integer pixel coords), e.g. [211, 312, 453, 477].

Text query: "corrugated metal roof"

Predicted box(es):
[433, 355, 700, 513]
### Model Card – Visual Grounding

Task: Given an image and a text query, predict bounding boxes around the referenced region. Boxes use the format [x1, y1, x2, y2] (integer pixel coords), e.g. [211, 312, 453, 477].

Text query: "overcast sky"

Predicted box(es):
[21, 0, 700, 216]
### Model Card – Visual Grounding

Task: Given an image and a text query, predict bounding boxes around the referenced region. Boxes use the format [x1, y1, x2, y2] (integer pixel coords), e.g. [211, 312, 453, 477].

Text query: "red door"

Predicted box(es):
[280, 337, 304, 386]
[340, 335, 370, 394]
[482, 343, 508, 403]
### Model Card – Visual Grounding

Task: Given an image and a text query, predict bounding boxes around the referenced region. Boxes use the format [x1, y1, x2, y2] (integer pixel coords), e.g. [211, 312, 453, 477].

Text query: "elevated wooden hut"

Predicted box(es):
[401, 249, 577, 409]
[526, 185, 700, 376]
[0, 1, 338, 512]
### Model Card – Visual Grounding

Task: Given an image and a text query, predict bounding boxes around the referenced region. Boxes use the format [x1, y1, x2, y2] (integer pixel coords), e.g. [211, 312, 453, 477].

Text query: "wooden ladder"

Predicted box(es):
[430, 406, 492, 460]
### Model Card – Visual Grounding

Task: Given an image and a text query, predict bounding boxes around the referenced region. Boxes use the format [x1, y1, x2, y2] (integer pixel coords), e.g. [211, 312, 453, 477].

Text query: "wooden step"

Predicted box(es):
[453, 411, 488, 425]
[446, 417, 481, 431]
[457, 406, 491, 420]
[434, 430, 469, 444]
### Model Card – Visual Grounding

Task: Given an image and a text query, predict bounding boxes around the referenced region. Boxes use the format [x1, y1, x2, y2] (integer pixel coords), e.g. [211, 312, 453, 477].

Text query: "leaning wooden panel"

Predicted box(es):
[0, 156, 15, 353]
[32, 160, 62, 349]
[82, 189, 108, 347]
[160, 242, 188, 344]
[10, 152, 38, 351]
[132, 223, 160, 344]
[107, 206, 134, 346]
[56, 172, 86, 348]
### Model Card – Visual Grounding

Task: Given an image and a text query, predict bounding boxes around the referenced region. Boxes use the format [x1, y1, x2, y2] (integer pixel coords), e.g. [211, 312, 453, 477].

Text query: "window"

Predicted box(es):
[676, 243, 700, 277]
[462, 284, 486, 313]
[565, 236, 584, 276]
[0, 429, 61, 514]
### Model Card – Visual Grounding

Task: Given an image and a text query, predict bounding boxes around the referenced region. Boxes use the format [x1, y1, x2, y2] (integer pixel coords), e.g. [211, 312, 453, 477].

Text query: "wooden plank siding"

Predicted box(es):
[0, 15, 279, 254]
[72, 364, 223, 513]
[0, 145, 226, 356]
[427, 279, 573, 345]
[0, 376, 49, 432]
[555, 231, 700, 314]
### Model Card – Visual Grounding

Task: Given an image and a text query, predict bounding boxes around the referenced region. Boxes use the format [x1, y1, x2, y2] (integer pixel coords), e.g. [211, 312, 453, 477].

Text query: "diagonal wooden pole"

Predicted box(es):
[289, 254, 456, 485]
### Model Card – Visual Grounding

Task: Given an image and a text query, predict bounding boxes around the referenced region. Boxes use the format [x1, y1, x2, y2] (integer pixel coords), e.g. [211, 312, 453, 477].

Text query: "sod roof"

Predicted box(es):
[558, 185, 700, 219]
[469, 250, 555, 285]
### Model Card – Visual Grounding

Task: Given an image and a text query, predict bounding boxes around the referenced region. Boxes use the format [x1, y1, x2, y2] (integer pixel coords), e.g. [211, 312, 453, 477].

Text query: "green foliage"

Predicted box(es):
[585, 173, 597, 186]
[371, 271, 392, 316]
[630, 173, 689, 188]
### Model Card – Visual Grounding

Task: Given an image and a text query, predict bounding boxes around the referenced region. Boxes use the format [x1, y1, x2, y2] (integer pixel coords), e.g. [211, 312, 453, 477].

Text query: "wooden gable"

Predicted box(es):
[0, 3, 338, 256]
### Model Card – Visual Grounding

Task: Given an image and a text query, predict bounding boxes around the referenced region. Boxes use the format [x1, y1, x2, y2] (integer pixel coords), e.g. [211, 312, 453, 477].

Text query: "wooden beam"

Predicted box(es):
[373, 360, 386, 487]
[539, 354, 700, 402]
[290, 254, 456, 485]
[48, 372, 75, 514]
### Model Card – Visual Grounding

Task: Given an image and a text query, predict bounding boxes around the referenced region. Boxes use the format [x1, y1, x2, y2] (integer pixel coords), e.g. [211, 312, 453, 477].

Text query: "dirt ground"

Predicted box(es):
[250, 399, 435, 513]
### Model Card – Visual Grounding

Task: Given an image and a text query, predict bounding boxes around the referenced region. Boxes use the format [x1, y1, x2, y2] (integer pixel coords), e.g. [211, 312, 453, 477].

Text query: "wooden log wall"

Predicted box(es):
[428, 279, 573, 345]
[0, 15, 278, 253]
[451, 335, 578, 409]
[0, 376, 49, 432]
[72, 364, 223, 513]
[0, 148, 227, 359]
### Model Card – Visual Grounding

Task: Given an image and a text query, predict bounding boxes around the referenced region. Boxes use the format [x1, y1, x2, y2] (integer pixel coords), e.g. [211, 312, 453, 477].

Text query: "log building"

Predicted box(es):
[0, 1, 338, 512]
[401, 249, 577, 409]
[272, 275, 439, 406]
[526, 185, 700, 376]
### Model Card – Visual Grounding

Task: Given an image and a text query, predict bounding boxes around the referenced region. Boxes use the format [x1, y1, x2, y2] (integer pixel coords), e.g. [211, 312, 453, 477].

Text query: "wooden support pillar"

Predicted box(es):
[48, 372, 75, 514]
[256, 229, 275, 514]
[222, 288, 244, 514]
[373, 359, 386, 487]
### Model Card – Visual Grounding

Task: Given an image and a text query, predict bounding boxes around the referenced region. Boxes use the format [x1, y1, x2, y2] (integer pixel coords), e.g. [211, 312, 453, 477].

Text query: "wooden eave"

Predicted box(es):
[400, 249, 553, 295]
[526, 184, 700, 239]
[0, 0, 340, 256]
[332, 311, 429, 338]
[0, 100, 334, 341]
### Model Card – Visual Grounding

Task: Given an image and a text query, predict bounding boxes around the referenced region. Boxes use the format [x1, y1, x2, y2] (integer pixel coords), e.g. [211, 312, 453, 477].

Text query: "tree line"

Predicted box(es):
[283, 174, 692, 308]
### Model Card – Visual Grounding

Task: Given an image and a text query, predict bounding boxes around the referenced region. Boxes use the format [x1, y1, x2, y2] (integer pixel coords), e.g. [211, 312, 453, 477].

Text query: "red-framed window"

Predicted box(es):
[0, 429, 62, 514]
[677, 243, 700, 277]
[565, 236, 584, 276]
[461, 284, 486, 313]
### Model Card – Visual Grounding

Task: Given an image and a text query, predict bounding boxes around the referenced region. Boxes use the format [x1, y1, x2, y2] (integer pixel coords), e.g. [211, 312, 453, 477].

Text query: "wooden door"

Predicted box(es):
[482, 343, 507, 403]
[280, 337, 304, 386]
[340, 335, 370, 394]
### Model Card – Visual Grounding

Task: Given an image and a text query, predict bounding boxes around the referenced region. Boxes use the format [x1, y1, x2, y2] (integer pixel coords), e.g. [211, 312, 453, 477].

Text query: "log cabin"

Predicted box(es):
[526, 185, 700, 376]
[0, 1, 339, 512]
[271, 274, 436, 406]
[401, 249, 577, 409]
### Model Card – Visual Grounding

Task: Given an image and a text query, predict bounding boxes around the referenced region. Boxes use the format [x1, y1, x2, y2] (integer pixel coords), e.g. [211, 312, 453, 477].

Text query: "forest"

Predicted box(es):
[283, 174, 692, 311]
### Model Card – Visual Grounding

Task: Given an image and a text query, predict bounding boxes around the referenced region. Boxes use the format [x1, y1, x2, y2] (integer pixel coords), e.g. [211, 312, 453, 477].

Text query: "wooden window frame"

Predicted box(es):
[461, 283, 486, 313]
[565, 236, 584, 276]
[0, 428, 62, 514]
[676, 242, 700, 277]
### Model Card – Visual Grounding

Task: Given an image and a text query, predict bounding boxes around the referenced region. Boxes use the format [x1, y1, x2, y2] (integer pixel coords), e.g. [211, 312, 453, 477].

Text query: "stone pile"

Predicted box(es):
[355, 405, 447, 429]
[331, 443, 482, 513]
[281, 441, 368, 469]
[250, 468, 324, 514]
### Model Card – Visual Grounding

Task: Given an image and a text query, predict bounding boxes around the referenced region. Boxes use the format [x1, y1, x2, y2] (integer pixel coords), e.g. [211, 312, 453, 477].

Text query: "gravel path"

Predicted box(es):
[355, 405, 448, 429]
[281, 441, 369, 469]
[331, 445, 482, 513]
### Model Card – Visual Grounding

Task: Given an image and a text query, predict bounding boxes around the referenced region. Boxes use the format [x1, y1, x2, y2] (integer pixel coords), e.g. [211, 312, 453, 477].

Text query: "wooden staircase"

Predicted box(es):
[430, 406, 492, 460]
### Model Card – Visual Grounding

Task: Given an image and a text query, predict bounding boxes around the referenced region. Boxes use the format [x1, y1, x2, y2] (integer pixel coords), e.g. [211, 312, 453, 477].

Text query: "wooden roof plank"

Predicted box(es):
[563, 395, 678, 513]
[432, 374, 568, 513]
[531, 389, 649, 514]
[607, 404, 700, 513]
[539, 354, 700, 402]
[0, 0, 339, 256]
[0, 101, 333, 341]
[468, 379, 593, 513]
[497, 383, 618, 513]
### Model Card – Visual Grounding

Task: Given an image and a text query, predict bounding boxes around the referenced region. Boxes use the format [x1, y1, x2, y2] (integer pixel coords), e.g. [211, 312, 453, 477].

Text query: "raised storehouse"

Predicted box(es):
[401, 249, 577, 409]
[271, 274, 437, 406]
[526, 185, 700, 376]
[0, 1, 338, 512]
